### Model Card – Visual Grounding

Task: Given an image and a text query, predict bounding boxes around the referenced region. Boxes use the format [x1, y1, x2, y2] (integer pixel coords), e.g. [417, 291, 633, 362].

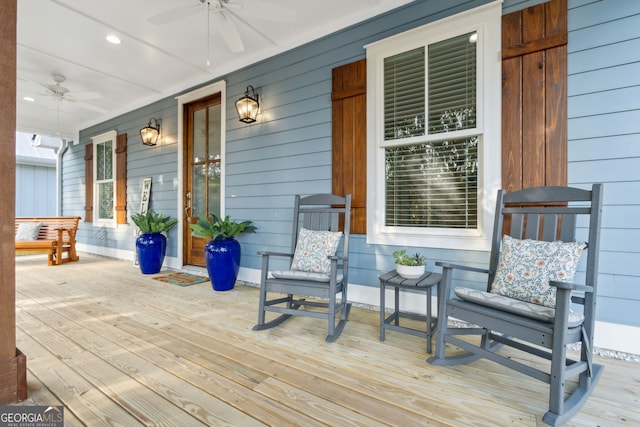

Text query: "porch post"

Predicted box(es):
[0, 0, 26, 404]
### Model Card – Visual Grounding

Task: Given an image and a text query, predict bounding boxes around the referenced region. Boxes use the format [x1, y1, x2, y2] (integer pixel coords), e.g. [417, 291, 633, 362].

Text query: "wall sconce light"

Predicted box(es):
[140, 118, 160, 146]
[235, 85, 259, 123]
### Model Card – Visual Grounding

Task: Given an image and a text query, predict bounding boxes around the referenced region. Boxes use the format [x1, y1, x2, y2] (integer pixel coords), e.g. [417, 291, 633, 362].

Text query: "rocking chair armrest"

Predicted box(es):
[550, 280, 593, 293]
[257, 250, 294, 259]
[328, 255, 348, 261]
[436, 261, 492, 275]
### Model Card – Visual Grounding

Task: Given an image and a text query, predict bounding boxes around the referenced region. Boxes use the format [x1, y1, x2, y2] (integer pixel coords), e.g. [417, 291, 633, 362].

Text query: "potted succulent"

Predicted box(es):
[393, 249, 426, 279]
[131, 210, 178, 274]
[189, 213, 256, 291]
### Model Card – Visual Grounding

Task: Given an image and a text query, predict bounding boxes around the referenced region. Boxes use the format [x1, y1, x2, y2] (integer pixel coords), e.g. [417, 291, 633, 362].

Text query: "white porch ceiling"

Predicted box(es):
[17, 0, 413, 141]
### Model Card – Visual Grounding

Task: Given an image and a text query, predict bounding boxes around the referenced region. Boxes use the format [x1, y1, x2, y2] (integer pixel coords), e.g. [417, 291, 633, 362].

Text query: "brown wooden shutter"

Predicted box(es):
[332, 59, 366, 234]
[115, 133, 127, 224]
[502, 0, 567, 192]
[84, 143, 93, 222]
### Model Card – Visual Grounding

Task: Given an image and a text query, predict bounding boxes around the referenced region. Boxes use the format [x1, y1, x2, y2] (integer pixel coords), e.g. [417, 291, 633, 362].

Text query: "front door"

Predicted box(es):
[183, 93, 222, 266]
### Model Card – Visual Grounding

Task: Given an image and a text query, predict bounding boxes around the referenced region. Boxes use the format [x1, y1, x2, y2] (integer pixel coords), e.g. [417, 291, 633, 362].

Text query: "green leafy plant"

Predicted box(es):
[392, 249, 426, 266]
[131, 209, 178, 234]
[189, 213, 257, 240]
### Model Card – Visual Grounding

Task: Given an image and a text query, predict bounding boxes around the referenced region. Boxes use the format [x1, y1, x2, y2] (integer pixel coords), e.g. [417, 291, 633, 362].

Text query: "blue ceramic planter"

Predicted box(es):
[136, 232, 167, 274]
[205, 237, 241, 291]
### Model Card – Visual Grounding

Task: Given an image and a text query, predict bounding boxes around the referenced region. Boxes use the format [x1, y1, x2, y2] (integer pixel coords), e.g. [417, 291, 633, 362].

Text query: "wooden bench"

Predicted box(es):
[15, 217, 81, 266]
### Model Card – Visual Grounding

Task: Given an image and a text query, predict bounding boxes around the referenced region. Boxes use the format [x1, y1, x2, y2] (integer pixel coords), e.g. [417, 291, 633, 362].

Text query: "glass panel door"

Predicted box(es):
[184, 93, 222, 266]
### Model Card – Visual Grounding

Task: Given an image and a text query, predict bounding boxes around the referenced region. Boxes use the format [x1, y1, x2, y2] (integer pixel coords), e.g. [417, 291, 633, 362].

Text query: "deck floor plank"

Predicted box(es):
[13, 253, 640, 426]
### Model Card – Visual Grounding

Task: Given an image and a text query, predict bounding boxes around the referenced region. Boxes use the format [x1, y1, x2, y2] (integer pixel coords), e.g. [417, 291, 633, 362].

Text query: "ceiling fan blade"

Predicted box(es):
[68, 100, 107, 114]
[212, 12, 244, 53]
[18, 75, 45, 88]
[67, 91, 101, 101]
[237, 0, 296, 23]
[148, 4, 202, 25]
[44, 83, 65, 93]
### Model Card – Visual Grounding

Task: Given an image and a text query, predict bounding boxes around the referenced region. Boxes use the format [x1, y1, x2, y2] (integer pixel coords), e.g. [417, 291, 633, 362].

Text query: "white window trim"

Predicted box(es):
[91, 130, 118, 227]
[365, 1, 502, 251]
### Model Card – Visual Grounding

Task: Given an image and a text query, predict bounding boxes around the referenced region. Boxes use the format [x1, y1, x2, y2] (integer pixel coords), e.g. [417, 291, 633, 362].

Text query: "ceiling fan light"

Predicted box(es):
[140, 118, 160, 146]
[235, 85, 259, 123]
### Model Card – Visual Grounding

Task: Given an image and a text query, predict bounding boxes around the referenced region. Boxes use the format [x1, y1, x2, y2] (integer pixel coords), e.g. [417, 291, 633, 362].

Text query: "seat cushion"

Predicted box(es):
[455, 287, 585, 327]
[491, 235, 586, 308]
[271, 270, 344, 283]
[15, 222, 42, 241]
[290, 227, 343, 274]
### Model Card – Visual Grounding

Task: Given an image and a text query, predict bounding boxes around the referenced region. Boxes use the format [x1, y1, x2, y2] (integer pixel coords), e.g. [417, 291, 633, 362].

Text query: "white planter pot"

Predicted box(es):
[396, 264, 425, 279]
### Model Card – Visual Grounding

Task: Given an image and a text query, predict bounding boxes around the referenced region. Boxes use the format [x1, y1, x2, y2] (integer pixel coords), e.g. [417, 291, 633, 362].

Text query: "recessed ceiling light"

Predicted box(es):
[23, 96, 35, 102]
[106, 35, 121, 44]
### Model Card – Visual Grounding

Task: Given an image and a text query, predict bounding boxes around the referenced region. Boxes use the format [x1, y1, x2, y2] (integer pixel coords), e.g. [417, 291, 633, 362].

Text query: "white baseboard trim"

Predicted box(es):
[76, 244, 182, 270]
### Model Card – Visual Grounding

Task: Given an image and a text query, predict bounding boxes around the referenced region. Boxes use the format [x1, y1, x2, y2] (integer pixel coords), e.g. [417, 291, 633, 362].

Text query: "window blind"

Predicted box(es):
[385, 137, 478, 228]
[428, 32, 477, 134]
[384, 47, 425, 140]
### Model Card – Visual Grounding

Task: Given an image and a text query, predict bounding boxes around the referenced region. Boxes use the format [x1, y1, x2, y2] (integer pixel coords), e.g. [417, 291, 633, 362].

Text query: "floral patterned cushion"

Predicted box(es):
[290, 227, 343, 274]
[491, 235, 586, 308]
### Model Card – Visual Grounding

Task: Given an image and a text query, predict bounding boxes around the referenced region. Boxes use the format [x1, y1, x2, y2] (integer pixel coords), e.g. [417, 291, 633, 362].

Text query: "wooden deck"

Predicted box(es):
[14, 253, 639, 426]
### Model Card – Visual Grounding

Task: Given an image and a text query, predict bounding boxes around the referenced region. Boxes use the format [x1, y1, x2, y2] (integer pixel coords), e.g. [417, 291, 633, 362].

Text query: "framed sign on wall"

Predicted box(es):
[140, 177, 151, 214]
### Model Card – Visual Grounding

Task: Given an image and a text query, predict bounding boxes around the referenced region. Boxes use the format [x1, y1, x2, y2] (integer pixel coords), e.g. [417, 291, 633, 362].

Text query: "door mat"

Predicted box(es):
[153, 272, 209, 287]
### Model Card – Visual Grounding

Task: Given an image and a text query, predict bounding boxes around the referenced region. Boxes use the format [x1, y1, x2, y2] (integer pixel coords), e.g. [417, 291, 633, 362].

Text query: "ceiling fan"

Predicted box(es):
[41, 73, 106, 114]
[148, 0, 296, 54]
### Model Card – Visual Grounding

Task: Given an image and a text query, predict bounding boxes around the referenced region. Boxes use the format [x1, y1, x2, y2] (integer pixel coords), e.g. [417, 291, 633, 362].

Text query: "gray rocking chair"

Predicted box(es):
[253, 194, 351, 342]
[428, 184, 603, 426]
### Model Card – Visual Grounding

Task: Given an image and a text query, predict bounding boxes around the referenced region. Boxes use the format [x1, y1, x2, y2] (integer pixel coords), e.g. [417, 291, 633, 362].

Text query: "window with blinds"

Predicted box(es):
[383, 31, 479, 229]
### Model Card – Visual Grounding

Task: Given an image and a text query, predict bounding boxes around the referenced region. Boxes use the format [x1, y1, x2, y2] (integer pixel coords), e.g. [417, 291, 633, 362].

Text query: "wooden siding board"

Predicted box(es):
[569, 13, 640, 51]
[598, 205, 640, 232]
[568, 0, 640, 31]
[569, 62, 640, 96]
[503, 0, 548, 14]
[569, 86, 640, 118]
[598, 298, 640, 326]
[599, 229, 640, 254]
[608, 274, 640, 300]
[229, 125, 332, 153]
[568, 111, 640, 140]
[574, 181, 640, 205]
[568, 38, 640, 74]
[570, 158, 640, 184]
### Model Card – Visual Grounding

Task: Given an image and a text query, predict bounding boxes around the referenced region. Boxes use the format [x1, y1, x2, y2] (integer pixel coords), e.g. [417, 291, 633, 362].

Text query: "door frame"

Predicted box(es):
[176, 80, 227, 267]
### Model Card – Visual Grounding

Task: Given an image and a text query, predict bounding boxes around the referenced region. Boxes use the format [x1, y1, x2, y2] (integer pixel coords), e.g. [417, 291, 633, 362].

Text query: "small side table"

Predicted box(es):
[379, 270, 442, 353]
